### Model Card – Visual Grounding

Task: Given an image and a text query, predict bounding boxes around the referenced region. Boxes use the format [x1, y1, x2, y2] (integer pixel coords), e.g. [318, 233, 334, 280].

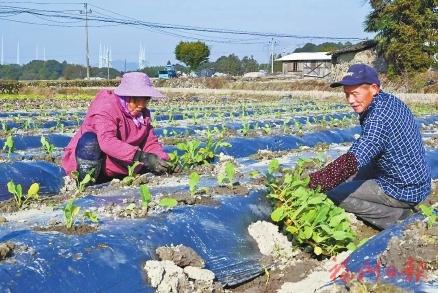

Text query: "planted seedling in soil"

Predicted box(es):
[40, 136, 55, 158]
[63, 199, 81, 229]
[268, 158, 357, 256]
[418, 204, 437, 229]
[122, 161, 141, 186]
[188, 172, 201, 196]
[217, 161, 236, 187]
[139, 184, 152, 208]
[2, 135, 14, 158]
[159, 197, 178, 208]
[71, 170, 94, 195]
[266, 159, 280, 183]
[7, 181, 40, 209]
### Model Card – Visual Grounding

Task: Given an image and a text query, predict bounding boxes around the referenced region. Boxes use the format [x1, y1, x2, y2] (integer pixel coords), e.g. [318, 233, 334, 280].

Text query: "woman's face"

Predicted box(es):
[127, 97, 150, 116]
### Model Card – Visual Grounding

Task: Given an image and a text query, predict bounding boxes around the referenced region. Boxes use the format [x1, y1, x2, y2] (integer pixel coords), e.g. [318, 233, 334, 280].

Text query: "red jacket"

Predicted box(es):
[62, 89, 168, 177]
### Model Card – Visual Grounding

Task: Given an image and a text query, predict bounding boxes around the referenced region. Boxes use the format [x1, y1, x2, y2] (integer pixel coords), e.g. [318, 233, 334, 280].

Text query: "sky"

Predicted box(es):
[0, 0, 374, 69]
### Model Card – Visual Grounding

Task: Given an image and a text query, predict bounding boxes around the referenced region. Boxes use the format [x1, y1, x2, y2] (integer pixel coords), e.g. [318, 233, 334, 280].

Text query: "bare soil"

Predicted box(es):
[156, 245, 205, 268]
[230, 252, 320, 292]
[379, 221, 438, 275]
[34, 224, 97, 235]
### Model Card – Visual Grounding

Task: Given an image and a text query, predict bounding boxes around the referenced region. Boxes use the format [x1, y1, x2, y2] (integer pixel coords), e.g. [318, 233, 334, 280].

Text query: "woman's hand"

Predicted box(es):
[135, 151, 172, 174]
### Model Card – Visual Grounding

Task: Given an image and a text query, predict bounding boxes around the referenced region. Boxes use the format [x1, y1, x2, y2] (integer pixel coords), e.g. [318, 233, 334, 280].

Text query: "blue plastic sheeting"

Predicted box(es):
[0, 134, 71, 150]
[326, 213, 438, 292]
[217, 127, 362, 158]
[0, 189, 271, 291]
[426, 150, 438, 178]
[0, 161, 65, 201]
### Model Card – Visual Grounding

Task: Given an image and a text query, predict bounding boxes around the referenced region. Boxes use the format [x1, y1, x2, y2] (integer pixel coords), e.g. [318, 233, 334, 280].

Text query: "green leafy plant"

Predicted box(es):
[418, 204, 437, 229]
[268, 158, 357, 256]
[139, 184, 152, 207]
[2, 134, 14, 158]
[159, 197, 178, 208]
[83, 210, 99, 223]
[122, 161, 141, 185]
[217, 161, 236, 187]
[40, 136, 55, 156]
[71, 170, 94, 194]
[171, 138, 231, 169]
[188, 172, 201, 196]
[63, 199, 81, 229]
[7, 181, 40, 209]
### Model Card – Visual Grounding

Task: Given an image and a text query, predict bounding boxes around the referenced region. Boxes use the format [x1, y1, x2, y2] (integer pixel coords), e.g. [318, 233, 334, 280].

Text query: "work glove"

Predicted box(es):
[134, 151, 172, 175]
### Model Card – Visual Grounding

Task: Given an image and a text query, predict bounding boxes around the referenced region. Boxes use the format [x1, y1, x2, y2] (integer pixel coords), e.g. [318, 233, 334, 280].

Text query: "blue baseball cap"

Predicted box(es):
[330, 64, 380, 88]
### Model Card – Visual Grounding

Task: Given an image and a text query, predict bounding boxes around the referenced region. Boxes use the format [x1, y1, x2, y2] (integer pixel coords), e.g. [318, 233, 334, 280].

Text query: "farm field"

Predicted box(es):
[0, 92, 437, 292]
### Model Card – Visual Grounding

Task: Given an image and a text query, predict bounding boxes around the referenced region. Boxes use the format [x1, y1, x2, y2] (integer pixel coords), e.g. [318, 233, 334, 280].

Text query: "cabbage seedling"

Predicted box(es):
[188, 172, 200, 196]
[217, 161, 236, 187]
[7, 181, 40, 208]
[418, 204, 436, 229]
[63, 199, 80, 229]
[158, 197, 178, 208]
[2, 135, 14, 158]
[122, 161, 141, 185]
[40, 136, 55, 156]
[71, 170, 94, 194]
[83, 211, 99, 224]
[139, 184, 152, 207]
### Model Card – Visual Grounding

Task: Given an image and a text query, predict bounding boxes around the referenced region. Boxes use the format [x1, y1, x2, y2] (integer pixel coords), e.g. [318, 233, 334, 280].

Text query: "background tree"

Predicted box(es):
[175, 41, 210, 71]
[215, 54, 242, 75]
[365, 0, 438, 76]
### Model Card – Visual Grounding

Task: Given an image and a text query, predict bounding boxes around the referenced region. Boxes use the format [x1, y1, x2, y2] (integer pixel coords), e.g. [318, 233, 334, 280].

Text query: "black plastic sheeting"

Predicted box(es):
[0, 161, 65, 201]
[321, 212, 438, 292]
[0, 189, 271, 291]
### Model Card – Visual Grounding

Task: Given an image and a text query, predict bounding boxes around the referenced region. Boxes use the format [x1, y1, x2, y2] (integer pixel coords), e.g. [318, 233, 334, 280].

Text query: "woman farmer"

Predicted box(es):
[62, 72, 171, 182]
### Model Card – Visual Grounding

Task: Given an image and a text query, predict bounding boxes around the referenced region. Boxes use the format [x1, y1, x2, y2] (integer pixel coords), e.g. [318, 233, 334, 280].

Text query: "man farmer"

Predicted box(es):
[308, 64, 431, 230]
[62, 72, 171, 183]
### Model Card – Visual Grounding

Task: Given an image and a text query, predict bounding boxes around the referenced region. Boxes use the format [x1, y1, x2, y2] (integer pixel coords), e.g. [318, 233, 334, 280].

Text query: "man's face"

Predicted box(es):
[343, 84, 379, 114]
[127, 97, 150, 116]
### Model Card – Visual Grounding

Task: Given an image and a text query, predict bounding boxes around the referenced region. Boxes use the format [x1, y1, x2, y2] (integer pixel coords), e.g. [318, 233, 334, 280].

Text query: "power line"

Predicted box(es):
[0, 4, 366, 42]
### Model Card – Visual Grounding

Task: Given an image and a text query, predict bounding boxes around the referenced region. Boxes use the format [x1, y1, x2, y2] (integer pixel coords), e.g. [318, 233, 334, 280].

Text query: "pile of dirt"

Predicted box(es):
[380, 220, 438, 281]
[144, 244, 223, 293]
[34, 224, 97, 235]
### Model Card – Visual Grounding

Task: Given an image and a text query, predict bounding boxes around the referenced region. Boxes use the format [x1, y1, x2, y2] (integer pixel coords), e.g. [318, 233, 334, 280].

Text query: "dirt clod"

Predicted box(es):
[156, 244, 205, 268]
[0, 242, 15, 261]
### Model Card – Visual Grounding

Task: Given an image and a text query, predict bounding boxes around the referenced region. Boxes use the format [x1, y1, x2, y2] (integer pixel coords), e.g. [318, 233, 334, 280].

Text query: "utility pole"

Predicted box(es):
[1, 35, 3, 65]
[269, 38, 278, 74]
[107, 47, 110, 80]
[16, 41, 20, 65]
[80, 3, 92, 79]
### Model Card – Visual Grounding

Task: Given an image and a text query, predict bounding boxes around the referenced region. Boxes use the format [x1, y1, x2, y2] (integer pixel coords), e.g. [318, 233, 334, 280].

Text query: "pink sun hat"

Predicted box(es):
[114, 72, 165, 99]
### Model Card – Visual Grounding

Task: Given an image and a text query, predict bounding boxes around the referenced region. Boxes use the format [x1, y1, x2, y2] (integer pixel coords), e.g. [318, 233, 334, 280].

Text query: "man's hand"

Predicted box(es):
[135, 151, 172, 174]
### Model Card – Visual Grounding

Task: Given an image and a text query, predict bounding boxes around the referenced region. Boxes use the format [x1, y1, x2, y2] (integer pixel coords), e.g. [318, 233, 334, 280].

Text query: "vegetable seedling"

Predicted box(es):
[2, 134, 14, 158]
[139, 184, 152, 207]
[63, 199, 81, 229]
[418, 204, 437, 229]
[188, 172, 200, 196]
[40, 136, 55, 156]
[158, 197, 178, 208]
[7, 181, 40, 209]
[217, 161, 236, 187]
[122, 161, 141, 185]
